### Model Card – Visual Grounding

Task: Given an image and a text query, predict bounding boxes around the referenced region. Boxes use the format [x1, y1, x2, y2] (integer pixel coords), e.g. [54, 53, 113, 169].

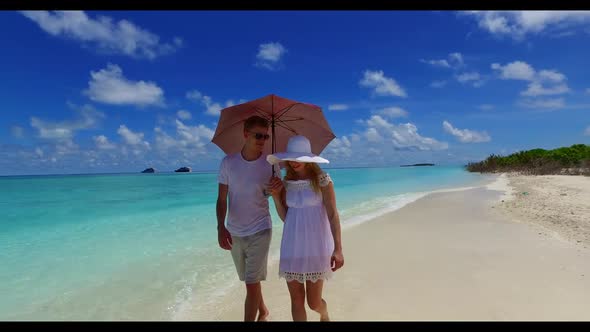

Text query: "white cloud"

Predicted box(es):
[363, 115, 448, 150]
[325, 136, 353, 158]
[456, 71, 480, 82]
[491, 61, 536, 81]
[585, 88, 590, 95]
[54, 140, 79, 155]
[366, 127, 383, 142]
[176, 110, 192, 120]
[585, 126, 590, 136]
[375, 107, 409, 119]
[186, 90, 202, 102]
[442, 120, 491, 143]
[93, 135, 117, 150]
[11, 126, 24, 138]
[175, 119, 215, 147]
[456, 71, 485, 87]
[537, 69, 566, 83]
[154, 120, 215, 152]
[117, 125, 150, 149]
[31, 120, 72, 140]
[186, 90, 233, 116]
[521, 82, 570, 96]
[448, 52, 464, 67]
[421, 52, 464, 69]
[430, 80, 447, 88]
[154, 127, 178, 151]
[255, 42, 287, 70]
[368, 148, 380, 156]
[462, 11, 590, 40]
[492, 61, 570, 98]
[360, 70, 407, 97]
[3, 119, 223, 173]
[462, 11, 514, 35]
[30, 104, 104, 142]
[478, 104, 494, 111]
[84, 64, 164, 107]
[257, 42, 286, 62]
[420, 59, 450, 68]
[424, 53, 479, 87]
[328, 104, 349, 111]
[202, 97, 222, 116]
[20, 11, 182, 59]
[519, 98, 565, 110]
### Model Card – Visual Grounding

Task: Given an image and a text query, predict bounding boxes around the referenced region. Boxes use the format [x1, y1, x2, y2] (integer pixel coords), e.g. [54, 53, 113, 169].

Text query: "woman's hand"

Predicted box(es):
[330, 250, 344, 272]
[266, 176, 284, 197]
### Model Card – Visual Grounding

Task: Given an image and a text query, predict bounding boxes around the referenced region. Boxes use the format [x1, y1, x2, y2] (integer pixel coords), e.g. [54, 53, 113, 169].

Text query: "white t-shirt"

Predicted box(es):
[217, 152, 280, 237]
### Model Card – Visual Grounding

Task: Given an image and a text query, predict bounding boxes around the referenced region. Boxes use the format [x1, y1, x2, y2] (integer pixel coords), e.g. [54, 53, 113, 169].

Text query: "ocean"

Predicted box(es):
[0, 166, 491, 320]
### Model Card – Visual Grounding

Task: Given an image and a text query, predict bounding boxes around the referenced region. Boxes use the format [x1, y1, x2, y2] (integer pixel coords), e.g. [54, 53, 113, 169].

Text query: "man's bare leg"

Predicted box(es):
[257, 293, 270, 321]
[244, 282, 262, 321]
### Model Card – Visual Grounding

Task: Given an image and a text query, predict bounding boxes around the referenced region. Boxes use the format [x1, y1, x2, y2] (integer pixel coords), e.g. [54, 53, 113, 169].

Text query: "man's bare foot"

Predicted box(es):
[257, 308, 270, 322]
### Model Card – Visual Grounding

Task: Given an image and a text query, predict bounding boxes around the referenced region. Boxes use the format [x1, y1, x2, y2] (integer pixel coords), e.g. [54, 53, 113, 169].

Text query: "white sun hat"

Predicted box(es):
[267, 135, 330, 165]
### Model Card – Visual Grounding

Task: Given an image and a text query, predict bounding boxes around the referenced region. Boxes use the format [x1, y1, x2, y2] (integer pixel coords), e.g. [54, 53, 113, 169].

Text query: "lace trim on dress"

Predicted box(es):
[285, 180, 311, 191]
[319, 173, 333, 187]
[285, 173, 333, 191]
[279, 271, 332, 283]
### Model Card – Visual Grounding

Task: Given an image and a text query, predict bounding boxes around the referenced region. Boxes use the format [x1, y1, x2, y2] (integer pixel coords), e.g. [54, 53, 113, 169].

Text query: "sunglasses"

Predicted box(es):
[248, 131, 270, 141]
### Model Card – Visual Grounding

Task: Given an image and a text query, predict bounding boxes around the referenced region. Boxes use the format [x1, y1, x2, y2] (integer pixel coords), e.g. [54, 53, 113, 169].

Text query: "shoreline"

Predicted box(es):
[175, 178, 497, 320]
[195, 173, 590, 321]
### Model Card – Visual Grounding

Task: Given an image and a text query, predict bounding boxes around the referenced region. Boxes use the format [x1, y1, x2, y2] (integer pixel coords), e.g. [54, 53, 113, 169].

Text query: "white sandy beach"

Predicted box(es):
[199, 174, 590, 321]
[494, 174, 590, 249]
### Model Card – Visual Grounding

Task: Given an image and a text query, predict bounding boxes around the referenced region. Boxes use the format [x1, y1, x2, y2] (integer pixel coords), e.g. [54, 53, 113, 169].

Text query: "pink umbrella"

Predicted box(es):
[211, 94, 336, 171]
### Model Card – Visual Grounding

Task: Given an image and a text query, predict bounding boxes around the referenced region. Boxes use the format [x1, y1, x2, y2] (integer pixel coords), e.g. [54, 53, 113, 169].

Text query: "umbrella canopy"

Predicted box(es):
[211, 94, 336, 156]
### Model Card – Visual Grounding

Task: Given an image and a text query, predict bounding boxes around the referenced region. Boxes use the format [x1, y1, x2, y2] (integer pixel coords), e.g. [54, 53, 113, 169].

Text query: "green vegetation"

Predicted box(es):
[466, 144, 590, 175]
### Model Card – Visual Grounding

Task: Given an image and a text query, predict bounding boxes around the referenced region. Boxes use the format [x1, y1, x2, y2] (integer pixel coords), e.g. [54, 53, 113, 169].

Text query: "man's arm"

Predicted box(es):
[216, 183, 232, 250]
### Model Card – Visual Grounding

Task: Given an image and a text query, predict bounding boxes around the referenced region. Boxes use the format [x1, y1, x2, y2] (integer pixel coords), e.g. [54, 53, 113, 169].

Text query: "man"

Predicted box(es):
[216, 115, 281, 321]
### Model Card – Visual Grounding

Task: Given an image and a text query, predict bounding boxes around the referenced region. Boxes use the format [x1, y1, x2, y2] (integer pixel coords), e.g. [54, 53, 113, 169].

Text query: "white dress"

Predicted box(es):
[279, 173, 335, 283]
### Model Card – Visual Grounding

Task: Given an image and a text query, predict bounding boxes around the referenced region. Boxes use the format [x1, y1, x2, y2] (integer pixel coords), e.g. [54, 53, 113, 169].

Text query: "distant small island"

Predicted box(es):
[400, 163, 435, 167]
[141, 167, 156, 173]
[466, 144, 590, 176]
[175, 166, 192, 173]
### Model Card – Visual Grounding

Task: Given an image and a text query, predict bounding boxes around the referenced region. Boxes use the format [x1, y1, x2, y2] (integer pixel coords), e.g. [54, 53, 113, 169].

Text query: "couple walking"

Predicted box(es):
[216, 115, 344, 321]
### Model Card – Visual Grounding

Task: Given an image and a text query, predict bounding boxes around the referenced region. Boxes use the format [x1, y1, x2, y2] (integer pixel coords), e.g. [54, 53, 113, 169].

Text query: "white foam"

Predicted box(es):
[340, 184, 485, 230]
[485, 173, 514, 202]
[429, 185, 479, 194]
[341, 192, 429, 230]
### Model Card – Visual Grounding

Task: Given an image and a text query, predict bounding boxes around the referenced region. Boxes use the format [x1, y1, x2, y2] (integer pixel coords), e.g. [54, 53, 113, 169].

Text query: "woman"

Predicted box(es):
[266, 135, 344, 321]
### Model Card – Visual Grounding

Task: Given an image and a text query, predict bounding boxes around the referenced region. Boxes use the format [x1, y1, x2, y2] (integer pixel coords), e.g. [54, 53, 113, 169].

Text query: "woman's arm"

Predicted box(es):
[321, 182, 344, 271]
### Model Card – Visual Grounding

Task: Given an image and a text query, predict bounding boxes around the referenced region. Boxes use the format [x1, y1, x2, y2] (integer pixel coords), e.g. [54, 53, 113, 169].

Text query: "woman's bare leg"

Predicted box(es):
[305, 280, 329, 321]
[287, 280, 307, 321]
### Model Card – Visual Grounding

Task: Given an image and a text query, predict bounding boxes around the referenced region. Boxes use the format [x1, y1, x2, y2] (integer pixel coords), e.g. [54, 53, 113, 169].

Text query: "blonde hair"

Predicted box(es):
[284, 162, 323, 193]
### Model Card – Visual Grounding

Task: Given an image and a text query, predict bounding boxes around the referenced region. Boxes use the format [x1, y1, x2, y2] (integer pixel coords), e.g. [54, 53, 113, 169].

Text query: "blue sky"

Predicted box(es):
[1, 10, 589, 175]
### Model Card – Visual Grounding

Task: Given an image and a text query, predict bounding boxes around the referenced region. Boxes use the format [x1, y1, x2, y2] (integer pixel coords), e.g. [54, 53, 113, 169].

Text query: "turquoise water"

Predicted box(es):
[0, 166, 490, 320]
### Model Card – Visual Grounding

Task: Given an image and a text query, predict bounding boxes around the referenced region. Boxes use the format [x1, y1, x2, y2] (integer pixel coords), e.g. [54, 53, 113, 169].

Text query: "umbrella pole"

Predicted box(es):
[271, 113, 276, 177]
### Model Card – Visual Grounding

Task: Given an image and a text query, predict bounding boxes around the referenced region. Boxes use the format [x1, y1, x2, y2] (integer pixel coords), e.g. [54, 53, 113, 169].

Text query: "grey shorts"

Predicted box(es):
[230, 228, 272, 284]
